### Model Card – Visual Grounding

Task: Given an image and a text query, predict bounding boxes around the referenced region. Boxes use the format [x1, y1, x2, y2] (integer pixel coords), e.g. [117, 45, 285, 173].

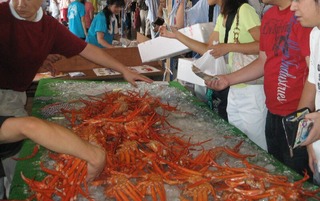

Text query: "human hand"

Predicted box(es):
[123, 69, 153, 87]
[86, 146, 106, 182]
[300, 112, 320, 146]
[205, 75, 230, 91]
[159, 25, 177, 39]
[209, 43, 229, 58]
[40, 54, 63, 76]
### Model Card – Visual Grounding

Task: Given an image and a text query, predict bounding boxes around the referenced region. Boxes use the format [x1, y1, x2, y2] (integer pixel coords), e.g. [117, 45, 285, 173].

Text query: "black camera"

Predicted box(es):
[152, 17, 165, 27]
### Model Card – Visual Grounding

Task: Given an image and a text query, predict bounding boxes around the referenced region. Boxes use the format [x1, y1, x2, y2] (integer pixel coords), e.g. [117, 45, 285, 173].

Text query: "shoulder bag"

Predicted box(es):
[232, 7, 263, 84]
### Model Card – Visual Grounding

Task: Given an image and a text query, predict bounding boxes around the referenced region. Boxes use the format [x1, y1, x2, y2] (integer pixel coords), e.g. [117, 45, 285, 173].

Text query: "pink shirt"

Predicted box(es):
[85, 1, 94, 29]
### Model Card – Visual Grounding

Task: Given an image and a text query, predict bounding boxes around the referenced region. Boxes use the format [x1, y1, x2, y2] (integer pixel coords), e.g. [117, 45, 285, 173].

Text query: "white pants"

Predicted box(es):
[227, 85, 267, 151]
[0, 89, 27, 198]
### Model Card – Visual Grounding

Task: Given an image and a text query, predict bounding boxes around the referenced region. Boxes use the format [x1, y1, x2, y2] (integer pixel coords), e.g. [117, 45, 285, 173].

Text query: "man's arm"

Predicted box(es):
[297, 80, 316, 111]
[79, 44, 153, 86]
[0, 117, 105, 181]
[205, 50, 266, 91]
[298, 56, 315, 111]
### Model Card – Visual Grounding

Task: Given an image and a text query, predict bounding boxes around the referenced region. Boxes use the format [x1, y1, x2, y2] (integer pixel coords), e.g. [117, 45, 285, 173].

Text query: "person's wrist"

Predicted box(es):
[88, 145, 106, 171]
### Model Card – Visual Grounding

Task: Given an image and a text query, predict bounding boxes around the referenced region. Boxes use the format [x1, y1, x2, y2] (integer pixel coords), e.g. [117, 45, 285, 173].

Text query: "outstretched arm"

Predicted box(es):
[205, 50, 266, 91]
[80, 44, 153, 86]
[159, 25, 214, 55]
[0, 117, 105, 181]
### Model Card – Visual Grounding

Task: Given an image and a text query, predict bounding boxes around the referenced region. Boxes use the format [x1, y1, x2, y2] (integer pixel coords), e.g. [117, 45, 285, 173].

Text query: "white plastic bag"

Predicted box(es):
[192, 50, 228, 77]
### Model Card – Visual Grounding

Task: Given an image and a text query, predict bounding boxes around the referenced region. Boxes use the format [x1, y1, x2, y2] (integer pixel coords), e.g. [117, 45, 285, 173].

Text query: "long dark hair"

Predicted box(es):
[103, 0, 125, 27]
[220, 0, 248, 17]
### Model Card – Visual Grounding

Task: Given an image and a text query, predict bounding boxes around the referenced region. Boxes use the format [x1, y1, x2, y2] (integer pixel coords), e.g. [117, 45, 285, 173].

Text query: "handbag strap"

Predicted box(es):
[224, 11, 236, 43]
[233, 7, 241, 43]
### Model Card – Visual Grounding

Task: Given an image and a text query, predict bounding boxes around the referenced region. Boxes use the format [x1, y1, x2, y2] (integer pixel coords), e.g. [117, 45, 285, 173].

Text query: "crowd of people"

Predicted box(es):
[158, 0, 320, 188]
[0, 0, 152, 198]
[41, 0, 163, 46]
[1, 0, 320, 199]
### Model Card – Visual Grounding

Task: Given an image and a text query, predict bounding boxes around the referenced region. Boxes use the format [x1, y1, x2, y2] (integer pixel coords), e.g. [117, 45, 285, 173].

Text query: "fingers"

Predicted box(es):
[159, 25, 167, 35]
[130, 75, 154, 87]
[300, 129, 316, 146]
[301, 112, 320, 145]
[125, 70, 154, 87]
[138, 75, 154, 83]
[205, 76, 226, 91]
[306, 112, 320, 119]
[159, 25, 177, 38]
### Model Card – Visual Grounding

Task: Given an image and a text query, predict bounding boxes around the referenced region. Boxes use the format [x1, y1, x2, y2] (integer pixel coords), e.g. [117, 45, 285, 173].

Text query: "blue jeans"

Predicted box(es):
[265, 111, 312, 178]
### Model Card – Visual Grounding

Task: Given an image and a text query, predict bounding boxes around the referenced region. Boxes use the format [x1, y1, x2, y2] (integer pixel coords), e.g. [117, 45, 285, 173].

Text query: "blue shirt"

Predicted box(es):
[68, 1, 86, 38]
[86, 12, 114, 48]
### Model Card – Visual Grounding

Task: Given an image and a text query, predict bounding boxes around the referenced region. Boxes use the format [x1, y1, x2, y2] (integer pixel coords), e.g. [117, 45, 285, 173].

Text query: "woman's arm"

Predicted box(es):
[209, 26, 260, 58]
[175, 0, 185, 29]
[97, 32, 114, 48]
[159, 26, 215, 55]
[0, 117, 105, 181]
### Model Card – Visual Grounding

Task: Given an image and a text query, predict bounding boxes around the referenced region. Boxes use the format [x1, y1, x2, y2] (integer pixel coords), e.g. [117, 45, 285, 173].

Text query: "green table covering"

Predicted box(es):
[9, 79, 319, 200]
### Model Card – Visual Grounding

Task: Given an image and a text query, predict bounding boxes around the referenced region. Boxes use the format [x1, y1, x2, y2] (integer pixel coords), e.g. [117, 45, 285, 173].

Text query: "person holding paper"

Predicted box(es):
[205, 0, 312, 179]
[291, 0, 320, 185]
[86, 0, 124, 48]
[160, 0, 267, 151]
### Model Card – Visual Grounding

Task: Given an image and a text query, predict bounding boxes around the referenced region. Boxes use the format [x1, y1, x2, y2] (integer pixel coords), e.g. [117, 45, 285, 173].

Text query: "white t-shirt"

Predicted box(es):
[308, 27, 320, 172]
[308, 27, 320, 109]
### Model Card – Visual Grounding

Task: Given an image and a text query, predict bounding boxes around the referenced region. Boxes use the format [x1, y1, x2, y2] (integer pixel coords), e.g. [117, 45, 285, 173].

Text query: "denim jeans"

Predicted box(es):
[265, 111, 312, 178]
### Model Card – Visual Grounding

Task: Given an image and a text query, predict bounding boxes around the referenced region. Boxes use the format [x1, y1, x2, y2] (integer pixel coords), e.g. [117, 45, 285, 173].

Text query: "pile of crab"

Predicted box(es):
[21, 90, 320, 201]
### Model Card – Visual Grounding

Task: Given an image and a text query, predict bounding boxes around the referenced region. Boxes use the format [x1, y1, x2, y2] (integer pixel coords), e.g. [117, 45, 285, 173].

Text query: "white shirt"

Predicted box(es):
[308, 27, 320, 172]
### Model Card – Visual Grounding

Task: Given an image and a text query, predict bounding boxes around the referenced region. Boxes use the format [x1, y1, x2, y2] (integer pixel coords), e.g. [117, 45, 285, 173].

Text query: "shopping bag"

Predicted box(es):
[192, 50, 228, 79]
[231, 7, 262, 84]
[232, 52, 257, 72]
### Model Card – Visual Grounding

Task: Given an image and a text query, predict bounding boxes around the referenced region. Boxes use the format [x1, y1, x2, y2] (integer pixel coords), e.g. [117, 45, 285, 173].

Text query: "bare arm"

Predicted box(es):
[89, 7, 93, 21]
[175, 0, 185, 29]
[157, 1, 164, 18]
[297, 81, 316, 111]
[209, 26, 260, 58]
[0, 117, 105, 181]
[159, 26, 213, 55]
[80, 44, 153, 86]
[97, 32, 114, 48]
[205, 50, 266, 90]
[298, 56, 315, 111]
